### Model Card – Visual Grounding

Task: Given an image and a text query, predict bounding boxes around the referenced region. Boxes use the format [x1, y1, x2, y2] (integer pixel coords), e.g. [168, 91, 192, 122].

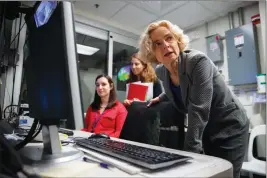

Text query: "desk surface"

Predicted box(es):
[25, 130, 233, 177]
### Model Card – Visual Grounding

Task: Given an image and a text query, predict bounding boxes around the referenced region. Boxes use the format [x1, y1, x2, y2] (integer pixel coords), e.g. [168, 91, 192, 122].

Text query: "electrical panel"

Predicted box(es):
[206, 34, 224, 63]
[225, 23, 259, 85]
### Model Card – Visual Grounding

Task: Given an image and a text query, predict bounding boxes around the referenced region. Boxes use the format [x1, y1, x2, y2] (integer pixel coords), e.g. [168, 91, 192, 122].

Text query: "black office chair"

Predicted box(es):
[159, 102, 186, 150]
[120, 102, 148, 143]
[120, 101, 168, 145]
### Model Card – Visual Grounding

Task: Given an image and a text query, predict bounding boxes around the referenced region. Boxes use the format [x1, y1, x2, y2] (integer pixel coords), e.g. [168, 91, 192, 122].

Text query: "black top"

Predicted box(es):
[169, 78, 187, 113]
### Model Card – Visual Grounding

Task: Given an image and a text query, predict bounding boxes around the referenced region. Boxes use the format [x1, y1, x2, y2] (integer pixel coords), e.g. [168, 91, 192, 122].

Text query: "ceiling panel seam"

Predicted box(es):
[154, 1, 189, 22]
[196, 1, 222, 17]
[109, 3, 129, 19]
[128, 1, 160, 16]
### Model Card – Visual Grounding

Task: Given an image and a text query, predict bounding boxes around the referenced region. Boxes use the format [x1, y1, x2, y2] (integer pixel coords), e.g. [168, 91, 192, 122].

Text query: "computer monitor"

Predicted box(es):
[20, 1, 83, 164]
[25, 1, 83, 129]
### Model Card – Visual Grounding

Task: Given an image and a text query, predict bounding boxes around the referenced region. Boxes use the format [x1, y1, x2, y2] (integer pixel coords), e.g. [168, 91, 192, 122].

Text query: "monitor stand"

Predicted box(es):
[19, 125, 83, 165]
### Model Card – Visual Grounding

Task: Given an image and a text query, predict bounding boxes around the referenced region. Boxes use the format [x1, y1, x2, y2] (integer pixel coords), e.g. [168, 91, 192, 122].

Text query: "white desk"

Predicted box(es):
[25, 130, 233, 177]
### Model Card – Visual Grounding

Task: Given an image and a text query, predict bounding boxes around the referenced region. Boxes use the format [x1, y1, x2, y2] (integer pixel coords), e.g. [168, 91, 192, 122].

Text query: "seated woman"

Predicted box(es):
[121, 52, 163, 145]
[81, 74, 128, 138]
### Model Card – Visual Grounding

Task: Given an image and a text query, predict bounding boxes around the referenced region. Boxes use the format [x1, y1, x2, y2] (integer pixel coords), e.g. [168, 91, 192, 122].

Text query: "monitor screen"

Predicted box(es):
[34, 1, 57, 28]
[24, 2, 83, 129]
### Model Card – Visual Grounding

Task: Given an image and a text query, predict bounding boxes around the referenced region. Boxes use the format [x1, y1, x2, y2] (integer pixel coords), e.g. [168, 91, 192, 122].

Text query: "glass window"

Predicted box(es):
[112, 41, 137, 102]
[76, 32, 108, 112]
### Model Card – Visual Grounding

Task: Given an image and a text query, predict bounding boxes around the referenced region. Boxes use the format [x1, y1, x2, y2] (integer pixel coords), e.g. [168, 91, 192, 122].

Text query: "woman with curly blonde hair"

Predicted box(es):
[128, 52, 157, 83]
[122, 52, 163, 145]
[139, 20, 249, 178]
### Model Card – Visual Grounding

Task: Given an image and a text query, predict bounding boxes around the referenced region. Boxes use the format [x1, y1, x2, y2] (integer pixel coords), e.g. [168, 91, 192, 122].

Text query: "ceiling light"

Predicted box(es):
[76, 44, 99, 56]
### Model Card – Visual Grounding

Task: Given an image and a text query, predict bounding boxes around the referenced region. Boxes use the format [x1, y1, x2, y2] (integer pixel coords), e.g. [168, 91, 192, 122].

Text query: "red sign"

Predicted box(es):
[251, 14, 260, 25]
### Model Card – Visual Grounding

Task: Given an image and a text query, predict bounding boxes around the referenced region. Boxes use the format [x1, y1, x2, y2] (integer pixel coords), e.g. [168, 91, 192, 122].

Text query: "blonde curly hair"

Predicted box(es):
[138, 20, 190, 65]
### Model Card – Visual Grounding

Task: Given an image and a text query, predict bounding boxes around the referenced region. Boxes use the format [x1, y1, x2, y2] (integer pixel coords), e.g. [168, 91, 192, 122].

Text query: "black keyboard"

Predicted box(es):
[75, 138, 192, 170]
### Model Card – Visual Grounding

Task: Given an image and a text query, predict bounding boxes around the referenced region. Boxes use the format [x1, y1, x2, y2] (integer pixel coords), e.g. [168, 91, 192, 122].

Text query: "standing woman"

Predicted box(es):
[139, 20, 249, 178]
[122, 52, 163, 145]
[81, 74, 128, 138]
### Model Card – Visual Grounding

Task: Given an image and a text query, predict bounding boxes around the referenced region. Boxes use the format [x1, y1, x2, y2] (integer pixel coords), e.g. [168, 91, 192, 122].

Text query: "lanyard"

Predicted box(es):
[91, 110, 105, 132]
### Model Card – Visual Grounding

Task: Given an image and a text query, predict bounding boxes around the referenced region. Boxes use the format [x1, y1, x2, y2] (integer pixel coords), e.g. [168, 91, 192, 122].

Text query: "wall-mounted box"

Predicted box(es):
[225, 23, 259, 85]
[206, 34, 224, 63]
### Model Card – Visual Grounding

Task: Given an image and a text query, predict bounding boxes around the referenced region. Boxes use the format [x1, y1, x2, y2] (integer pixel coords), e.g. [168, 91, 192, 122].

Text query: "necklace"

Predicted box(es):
[100, 105, 107, 108]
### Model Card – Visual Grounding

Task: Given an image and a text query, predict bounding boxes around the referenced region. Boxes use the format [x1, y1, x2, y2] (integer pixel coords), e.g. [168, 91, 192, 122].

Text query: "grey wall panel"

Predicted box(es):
[225, 23, 259, 85]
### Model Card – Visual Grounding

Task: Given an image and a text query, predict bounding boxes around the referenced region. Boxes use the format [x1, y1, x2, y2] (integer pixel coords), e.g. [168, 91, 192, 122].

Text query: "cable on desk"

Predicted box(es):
[61, 141, 72, 146]
[72, 136, 86, 141]
[61, 136, 85, 146]
[15, 118, 40, 150]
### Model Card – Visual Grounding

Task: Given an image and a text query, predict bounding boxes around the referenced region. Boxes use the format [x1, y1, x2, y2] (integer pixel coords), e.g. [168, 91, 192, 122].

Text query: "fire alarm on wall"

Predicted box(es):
[251, 14, 260, 25]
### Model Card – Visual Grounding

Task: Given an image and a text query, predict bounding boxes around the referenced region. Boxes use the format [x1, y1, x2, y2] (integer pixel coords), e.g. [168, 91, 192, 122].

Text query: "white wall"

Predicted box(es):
[186, 2, 266, 126]
[79, 68, 103, 112]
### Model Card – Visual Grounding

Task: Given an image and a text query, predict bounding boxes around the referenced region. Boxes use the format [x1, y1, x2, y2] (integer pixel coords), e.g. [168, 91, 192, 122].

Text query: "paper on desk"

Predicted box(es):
[76, 146, 143, 175]
[37, 160, 98, 177]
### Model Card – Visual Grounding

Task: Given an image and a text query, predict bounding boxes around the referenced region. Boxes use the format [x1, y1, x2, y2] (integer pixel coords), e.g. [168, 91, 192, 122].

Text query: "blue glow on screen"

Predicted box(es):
[34, 1, 57, 28]
[40, 88, 48, 112]
[39, 78, 64, 117]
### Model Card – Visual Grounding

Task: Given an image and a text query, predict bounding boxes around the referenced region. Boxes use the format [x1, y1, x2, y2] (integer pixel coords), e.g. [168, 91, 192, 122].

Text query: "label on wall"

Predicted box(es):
[234, 34, 244, 48]
[209, 42, 218, 52]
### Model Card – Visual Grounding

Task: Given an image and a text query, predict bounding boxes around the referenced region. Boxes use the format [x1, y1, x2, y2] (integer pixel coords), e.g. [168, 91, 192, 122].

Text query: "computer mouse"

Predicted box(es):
[88, 133, 110, 139]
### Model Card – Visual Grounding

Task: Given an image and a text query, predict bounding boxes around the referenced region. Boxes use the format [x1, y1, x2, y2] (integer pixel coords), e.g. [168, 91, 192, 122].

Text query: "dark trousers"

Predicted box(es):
[203, 122, 249, 178]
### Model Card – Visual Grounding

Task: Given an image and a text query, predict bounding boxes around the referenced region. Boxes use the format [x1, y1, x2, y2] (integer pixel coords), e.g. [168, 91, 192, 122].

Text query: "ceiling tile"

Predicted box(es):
[74, 1, 257, 35]
[161, 1, 217, 29]
[130, 1, 187, 16]
[74, 1, 127, 19]
[130, 1, 161, 15]
[111, 4, 158, 28]
[159, 1, 188, 16]
[198, 1, 242, 16]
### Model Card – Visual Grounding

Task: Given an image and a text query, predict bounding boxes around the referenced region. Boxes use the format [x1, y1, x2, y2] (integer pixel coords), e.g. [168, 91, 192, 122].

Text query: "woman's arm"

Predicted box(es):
[184, 55, 213, 153]
[109, 105, 128, 138]
[147, 67, 169, 106]
[81, 107, 92, 132]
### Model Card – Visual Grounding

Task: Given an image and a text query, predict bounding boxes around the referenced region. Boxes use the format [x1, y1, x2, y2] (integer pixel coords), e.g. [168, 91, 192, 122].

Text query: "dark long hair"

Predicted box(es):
[91, 74, 117, 110]
[128, 52, 157, 83]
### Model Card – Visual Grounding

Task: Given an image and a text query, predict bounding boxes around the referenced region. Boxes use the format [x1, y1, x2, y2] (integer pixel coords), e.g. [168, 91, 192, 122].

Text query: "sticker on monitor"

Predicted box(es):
[34, 1, 57, 28]
[118, 65, 131, 81]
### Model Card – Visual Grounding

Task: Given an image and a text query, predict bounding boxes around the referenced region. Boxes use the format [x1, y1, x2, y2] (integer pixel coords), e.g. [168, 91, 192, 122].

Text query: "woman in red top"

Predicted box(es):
[81, 74, 128, 138]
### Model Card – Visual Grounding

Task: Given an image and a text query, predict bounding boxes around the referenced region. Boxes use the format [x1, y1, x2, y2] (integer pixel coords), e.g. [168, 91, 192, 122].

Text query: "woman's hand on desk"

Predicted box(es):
[147, 97, 160, 107]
